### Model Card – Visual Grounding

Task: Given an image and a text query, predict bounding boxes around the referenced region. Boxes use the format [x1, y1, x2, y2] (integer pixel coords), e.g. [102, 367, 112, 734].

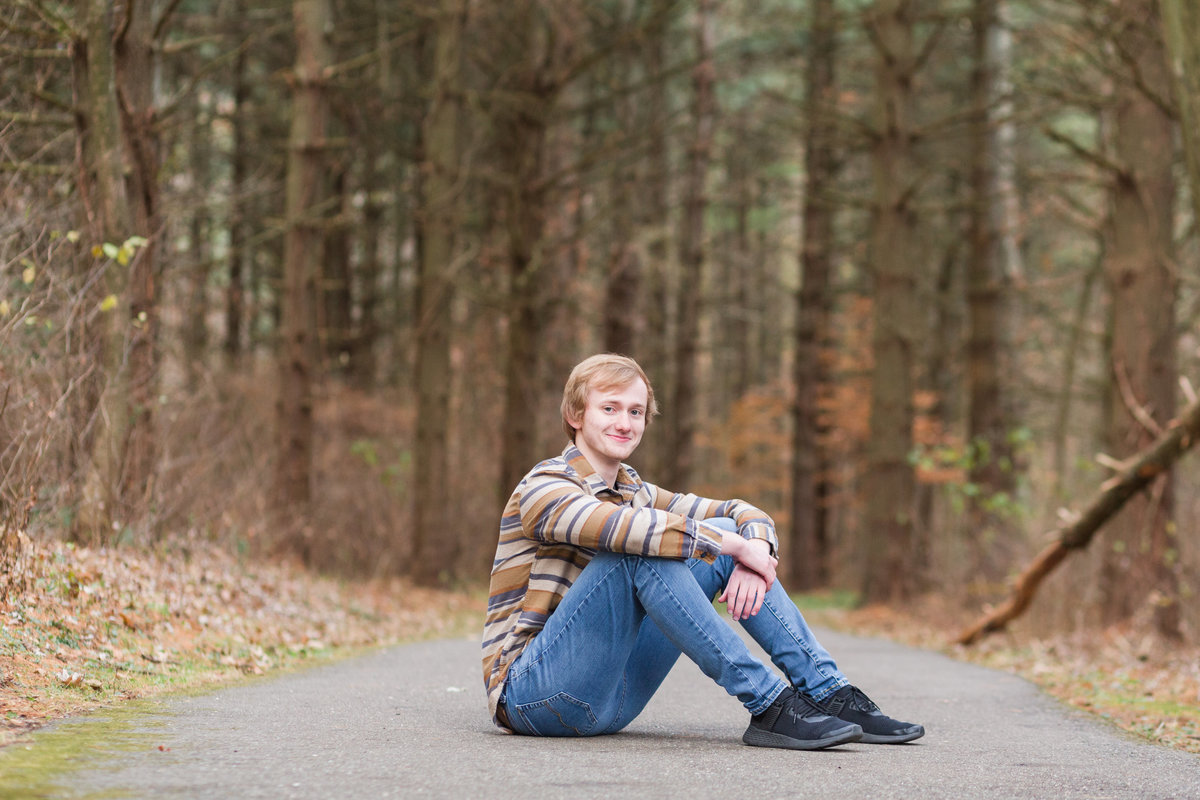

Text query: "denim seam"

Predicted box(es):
[599, 675, 631, 735]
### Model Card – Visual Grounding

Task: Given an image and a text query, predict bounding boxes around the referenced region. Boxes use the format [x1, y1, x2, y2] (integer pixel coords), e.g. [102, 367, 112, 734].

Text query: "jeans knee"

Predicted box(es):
[702, 516, 738, 533]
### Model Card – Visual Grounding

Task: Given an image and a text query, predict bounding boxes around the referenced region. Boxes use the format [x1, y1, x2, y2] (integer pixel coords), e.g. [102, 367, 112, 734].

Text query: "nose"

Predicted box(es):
[614, 411, 632, 430]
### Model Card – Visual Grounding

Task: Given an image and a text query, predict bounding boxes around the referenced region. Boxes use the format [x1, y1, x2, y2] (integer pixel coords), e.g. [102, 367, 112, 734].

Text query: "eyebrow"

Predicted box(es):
[598, 397, 645, 409]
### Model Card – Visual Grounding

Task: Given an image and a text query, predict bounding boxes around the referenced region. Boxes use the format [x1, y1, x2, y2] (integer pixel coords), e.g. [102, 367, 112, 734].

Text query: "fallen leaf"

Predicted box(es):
[57, 669, 83, 687]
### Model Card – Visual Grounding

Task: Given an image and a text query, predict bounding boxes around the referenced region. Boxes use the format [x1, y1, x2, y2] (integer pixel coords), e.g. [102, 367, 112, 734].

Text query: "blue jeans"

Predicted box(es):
[501, 518, 848, 736]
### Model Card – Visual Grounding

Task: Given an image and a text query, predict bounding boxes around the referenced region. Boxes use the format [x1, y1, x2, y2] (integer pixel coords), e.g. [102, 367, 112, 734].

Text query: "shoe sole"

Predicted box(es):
[860, 726, 925, 744]
[742, 724, 863, 750]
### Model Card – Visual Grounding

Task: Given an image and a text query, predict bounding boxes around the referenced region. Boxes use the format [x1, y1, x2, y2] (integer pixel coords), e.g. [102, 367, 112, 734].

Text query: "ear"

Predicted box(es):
[566, 413, 582, 432]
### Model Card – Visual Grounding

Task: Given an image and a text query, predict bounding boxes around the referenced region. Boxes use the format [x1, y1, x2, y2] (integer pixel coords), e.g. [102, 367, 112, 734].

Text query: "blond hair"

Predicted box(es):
[561, 354, 658, 441]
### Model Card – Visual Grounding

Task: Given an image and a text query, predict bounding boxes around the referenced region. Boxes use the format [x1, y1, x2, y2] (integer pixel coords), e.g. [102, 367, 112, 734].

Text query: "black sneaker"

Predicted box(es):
[811, 685, 925, 744]
[743, 687, 863, 750]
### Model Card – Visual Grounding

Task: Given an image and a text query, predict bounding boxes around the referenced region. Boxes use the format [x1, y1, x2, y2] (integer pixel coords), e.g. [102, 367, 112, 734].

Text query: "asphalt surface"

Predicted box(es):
[13, 627, 1200, 799]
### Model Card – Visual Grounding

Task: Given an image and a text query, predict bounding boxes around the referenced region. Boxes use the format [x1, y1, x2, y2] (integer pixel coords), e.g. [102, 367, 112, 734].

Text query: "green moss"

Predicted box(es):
[0, 702, 168, 800]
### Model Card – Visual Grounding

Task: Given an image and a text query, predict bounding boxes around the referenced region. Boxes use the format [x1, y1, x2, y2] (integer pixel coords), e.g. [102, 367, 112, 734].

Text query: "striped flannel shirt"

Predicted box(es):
[481, 443, 780, 731]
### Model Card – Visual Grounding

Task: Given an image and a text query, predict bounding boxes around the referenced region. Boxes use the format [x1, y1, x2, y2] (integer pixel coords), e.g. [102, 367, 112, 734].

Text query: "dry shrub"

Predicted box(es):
[1, 218, 96, 581]
[153, 363, 416, 579]
[307, 383, 415, 576]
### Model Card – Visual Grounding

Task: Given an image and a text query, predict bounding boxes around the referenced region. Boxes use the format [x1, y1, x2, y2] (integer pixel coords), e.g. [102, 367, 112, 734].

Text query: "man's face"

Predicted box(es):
[570, 379, 649, 471]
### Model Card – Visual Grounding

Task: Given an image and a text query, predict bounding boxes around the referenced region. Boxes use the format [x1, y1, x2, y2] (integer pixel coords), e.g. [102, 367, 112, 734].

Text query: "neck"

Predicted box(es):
[574, 441, 620, 488]
[597, 465, 619, 489]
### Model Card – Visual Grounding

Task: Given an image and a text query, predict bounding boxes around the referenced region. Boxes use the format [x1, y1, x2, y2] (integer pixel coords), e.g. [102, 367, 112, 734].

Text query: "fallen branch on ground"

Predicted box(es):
[956, 394, 1200, 646]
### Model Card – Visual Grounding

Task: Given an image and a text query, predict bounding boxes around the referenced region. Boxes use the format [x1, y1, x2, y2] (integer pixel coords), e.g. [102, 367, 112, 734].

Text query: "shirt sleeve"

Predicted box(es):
[517, 469, 723, 561]
[647, 485, 780, 557]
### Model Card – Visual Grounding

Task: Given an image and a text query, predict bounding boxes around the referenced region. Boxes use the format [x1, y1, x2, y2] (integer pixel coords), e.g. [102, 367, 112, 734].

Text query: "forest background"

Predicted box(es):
[3, 0, 1200, 735]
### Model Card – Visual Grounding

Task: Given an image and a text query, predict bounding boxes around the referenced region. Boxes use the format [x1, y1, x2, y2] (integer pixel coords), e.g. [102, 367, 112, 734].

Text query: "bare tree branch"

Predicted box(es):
[956, 394, 1200, 645]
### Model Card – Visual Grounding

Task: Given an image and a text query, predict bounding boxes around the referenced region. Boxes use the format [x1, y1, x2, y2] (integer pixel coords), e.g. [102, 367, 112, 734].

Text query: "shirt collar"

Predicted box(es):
[562, 442, 640, 498]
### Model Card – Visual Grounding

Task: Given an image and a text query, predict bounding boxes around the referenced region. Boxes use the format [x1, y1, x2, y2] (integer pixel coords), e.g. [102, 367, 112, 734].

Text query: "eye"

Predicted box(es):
[602, 405, 616, 413]
[630, 409, 643, 417]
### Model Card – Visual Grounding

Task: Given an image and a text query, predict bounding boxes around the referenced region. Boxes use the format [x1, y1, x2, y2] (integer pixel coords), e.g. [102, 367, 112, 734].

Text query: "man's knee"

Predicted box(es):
[702, 516, 738, 534]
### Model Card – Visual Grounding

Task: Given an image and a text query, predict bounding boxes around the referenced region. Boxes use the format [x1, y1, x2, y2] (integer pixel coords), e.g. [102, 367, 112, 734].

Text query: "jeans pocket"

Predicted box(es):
[513, 692, 597, 737]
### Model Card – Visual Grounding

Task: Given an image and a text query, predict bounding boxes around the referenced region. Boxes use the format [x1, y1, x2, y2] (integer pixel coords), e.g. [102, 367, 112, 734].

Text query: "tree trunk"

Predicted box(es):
[225, 8, 250, 365]
[71, 0, 164, 540]
[322, 166, 354, 373]
[719, 134, 755, 409]
[1160, 0, 1200, 229]
[276, 0, 333, 518]
[860, 0, 921, 603]
[412, 0, 465, 585]
[637, 5, 673, 479]
[965, 0, 1021, 586]
[494, 2, 566, 501]
[790, 0, 837, 590]
[184, 93, 212, 390]
[664, 0, 715, 491]
[1050, 250, 1102, 501]
[114, 1, 164, 520]
[71, 0, 128, 541]
[498, 155, 550, 502]
[602, 72, 642, 358]
[602, 0, 643, 359]
[1098, 0, 1180, 638]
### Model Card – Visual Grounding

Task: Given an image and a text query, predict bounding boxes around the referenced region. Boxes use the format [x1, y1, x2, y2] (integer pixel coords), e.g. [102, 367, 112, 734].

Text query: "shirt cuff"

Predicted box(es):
[740, 522, 778, 557]
[687, 519, 724, 561]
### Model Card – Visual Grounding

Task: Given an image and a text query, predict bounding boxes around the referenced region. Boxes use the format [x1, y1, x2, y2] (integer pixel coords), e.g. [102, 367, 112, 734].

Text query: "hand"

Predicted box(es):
[719, 564, 769, 620]
[719, 533, 777, 588]
[737, 537, 777, 589]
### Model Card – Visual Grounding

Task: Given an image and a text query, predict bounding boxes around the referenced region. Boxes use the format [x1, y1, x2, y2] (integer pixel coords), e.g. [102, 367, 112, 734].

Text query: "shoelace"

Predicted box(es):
[788, 689, 836, 720]
[846, 687, 880, 713]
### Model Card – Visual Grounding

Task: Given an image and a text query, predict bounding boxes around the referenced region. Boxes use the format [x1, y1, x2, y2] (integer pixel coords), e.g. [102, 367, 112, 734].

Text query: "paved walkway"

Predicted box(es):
[8, 628, 1200, 799]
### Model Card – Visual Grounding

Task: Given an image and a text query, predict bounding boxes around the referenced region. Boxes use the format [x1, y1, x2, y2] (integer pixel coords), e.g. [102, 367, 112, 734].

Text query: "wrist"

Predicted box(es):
[719, 530, 745, 558]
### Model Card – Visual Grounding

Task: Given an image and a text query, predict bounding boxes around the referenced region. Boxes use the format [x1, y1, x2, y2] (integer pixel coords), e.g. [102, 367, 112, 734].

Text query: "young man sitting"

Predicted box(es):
[482, 353, 924, 749]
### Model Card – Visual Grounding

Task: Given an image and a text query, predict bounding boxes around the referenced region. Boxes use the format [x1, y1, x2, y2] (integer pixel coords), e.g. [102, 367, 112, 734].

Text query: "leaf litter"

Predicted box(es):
[1, 537, 483, 747]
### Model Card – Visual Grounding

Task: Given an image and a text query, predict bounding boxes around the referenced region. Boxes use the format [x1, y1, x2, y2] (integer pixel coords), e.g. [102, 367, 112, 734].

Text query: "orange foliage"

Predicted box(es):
[695, 386, 790, 529]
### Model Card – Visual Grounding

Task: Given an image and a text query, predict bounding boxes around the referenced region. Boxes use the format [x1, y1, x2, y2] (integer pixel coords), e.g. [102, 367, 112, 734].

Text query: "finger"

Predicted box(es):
[750, 587, 765, 616]
[734, 585, 753, 623]
[734, 582, 751, 619]
[730, 582, 745, 619]
[740, 589, 754, 619]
